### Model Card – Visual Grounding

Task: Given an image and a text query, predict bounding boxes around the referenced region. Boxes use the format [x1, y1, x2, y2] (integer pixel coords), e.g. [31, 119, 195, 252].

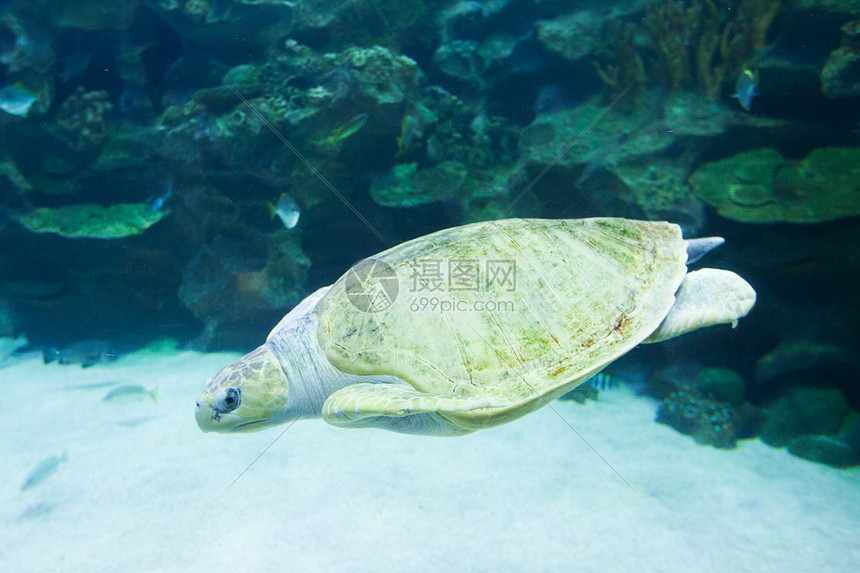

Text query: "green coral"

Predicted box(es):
[15, 203, 165, 239]
[689, 147, 860, 223]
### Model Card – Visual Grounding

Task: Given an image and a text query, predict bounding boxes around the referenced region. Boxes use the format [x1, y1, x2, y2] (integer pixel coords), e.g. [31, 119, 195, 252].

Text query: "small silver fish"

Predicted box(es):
[733, 67, 757, 112]
[43, 339, 120, 368]
[19, 502, 56, 520]
[21, 451, 67, 491]
[0, 84, 39, 117]
[150, 176, 174, 212]
[269, 193, 300, 229]
[103, 385, 158, 403]
[150, 191, 172, 212]
[116, 415, 157, 427]
[65, 380, 119, 391]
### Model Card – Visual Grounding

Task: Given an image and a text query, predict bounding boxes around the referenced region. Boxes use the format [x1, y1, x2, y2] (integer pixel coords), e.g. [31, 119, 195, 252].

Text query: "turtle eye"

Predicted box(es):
[215, 387, 241, 413]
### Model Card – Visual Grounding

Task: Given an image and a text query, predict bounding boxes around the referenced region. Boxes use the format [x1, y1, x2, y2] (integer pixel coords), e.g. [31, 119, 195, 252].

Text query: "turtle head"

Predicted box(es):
[195, 345, 289, 433]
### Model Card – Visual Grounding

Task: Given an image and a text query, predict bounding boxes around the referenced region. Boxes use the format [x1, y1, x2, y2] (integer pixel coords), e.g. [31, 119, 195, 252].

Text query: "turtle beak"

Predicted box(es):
[195, 400, 270, 433]
[195, 400, 242, 432]
[195, 401, 218, 432]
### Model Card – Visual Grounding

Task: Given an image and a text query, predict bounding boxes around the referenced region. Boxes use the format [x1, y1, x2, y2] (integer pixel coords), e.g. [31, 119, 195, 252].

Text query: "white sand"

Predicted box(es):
[2, 346, 859, 573]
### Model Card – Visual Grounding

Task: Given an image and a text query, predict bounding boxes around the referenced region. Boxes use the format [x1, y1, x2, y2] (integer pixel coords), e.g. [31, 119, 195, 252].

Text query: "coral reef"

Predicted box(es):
[642, 0, 781, 96]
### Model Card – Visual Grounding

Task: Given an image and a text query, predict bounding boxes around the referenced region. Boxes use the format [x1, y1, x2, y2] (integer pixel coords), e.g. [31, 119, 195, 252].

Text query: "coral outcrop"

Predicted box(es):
[689, 147, 860, 223]
[15, 203, 164, 239]
[822, 19, 860, 97]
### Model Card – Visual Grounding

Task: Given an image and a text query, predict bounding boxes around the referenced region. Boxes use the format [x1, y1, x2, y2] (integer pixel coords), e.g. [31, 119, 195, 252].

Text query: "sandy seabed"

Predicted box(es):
[1, 345, 858, 573]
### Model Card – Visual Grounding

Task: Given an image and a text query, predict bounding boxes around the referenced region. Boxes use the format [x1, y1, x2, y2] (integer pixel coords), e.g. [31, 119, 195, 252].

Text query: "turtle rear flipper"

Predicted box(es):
[322, 383, 511, 436]
[644, 269, 756, 343]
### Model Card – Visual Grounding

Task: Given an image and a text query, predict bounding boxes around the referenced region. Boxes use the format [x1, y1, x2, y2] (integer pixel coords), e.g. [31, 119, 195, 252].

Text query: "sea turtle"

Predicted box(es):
[195, 218, 756, 436]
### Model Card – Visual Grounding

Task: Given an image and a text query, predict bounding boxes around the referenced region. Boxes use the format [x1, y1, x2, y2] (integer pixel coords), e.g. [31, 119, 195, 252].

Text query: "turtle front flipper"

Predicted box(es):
[644, 268, 756, 343]
[322, 383, 512, 436]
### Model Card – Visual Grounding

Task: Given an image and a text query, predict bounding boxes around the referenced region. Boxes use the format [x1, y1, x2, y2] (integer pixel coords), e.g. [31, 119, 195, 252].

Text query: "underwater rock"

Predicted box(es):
[656, 390, 750, 449]
[371, 161, 467, 208]
[89, 128, 159, 172]
[696, 367, 747, 405]
[434, 1, 542, 91]
[755, 341, 852, 384]
[438, 1, 495, 40]
[759, 387, 850, 448]
[598, 158, 706, 234]
[345, 46, 420, 106]
[648, 364, 758, 448]
[642, 364, 698, 401]
[795, 0, 860, 13]
[152, 0, 296, 62]
[558, 383, 600, 404]
[518, 93, 732, 226]
[0, 160, 32, 197]
[0, 333, 26, 363]
[689, 148, 783, 220]
[821, 19, 860, 98]
[287, 0, 428, 51]
[788, 435, 859, 468]
[787, 410, 860, 468]
[689, 147, 860, 223]
[0, 13, 55, 75]
[0, 299, 16, 338]
[222, 64, 261, 87]
[535, 10, 606, 62]
[55, 88, 114, 151]
[179, 228, 310, 350]
[15, 203, 165, 239]
[55, 0, 138, 30]
[433, 40, 484, 84]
